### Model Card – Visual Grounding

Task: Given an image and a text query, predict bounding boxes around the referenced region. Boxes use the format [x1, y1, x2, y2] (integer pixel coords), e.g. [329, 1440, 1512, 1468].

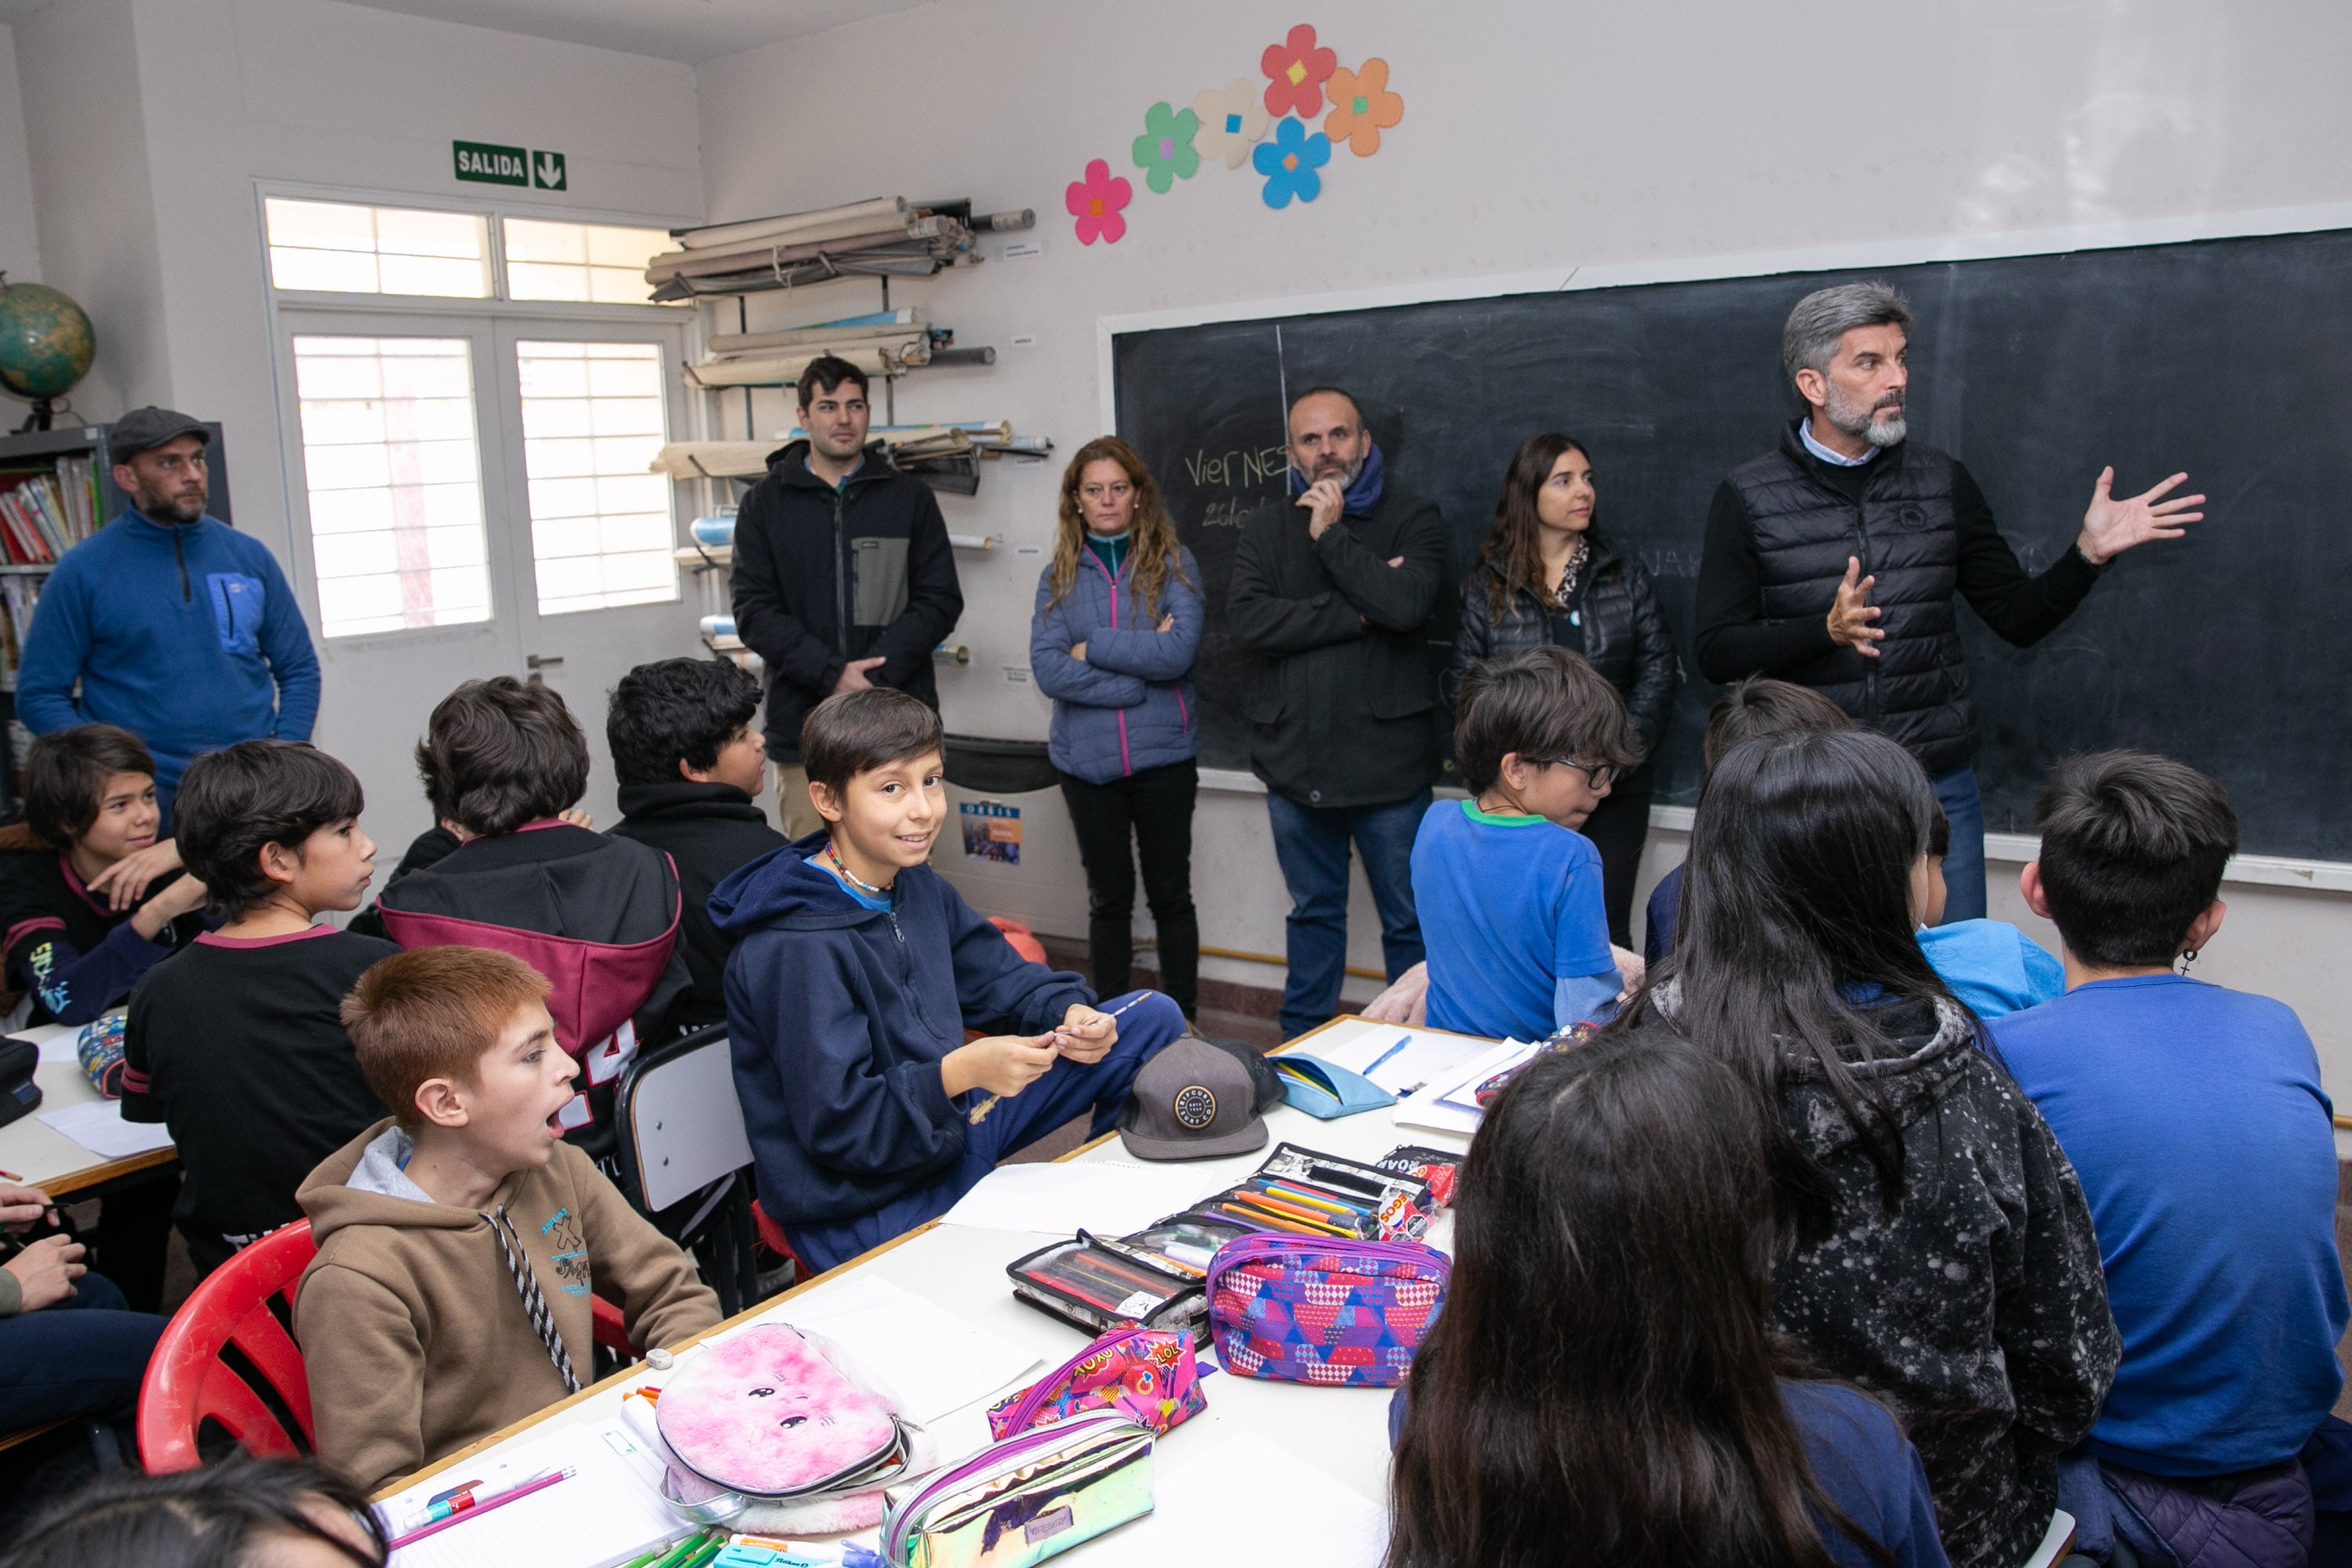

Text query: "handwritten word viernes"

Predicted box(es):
[1184, 445, 1290, 492]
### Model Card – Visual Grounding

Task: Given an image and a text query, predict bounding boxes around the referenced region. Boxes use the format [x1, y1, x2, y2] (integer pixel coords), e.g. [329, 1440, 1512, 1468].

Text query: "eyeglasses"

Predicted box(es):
[1528, 759, 1616, 789]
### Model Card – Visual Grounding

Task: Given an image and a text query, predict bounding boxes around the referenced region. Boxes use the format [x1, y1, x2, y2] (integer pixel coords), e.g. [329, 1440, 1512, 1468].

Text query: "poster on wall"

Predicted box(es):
[960, 800, 1022, 865]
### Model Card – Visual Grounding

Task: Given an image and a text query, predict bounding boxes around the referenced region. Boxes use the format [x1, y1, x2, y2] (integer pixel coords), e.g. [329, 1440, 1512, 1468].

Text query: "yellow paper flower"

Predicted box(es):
[1192, 77, 1272, 170]
[1324, 58, 1404, 158]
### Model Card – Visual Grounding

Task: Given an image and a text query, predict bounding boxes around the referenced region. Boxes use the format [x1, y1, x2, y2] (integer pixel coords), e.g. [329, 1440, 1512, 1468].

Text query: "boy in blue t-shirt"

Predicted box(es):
[1914, 801, 2062, 1019]
[1411, 647, 1641, 1040]
[1990, 751, 2345, 1550]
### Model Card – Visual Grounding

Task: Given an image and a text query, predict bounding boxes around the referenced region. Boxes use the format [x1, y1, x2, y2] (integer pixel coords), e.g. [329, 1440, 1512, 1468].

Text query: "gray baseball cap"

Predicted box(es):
[109, 406, 209, 460]
[1116, 1034, 1276, 1162]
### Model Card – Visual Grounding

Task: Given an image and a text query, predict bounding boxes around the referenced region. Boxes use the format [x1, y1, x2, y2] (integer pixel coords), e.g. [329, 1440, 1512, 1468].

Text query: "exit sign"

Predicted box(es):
[453, 141, 568, 191]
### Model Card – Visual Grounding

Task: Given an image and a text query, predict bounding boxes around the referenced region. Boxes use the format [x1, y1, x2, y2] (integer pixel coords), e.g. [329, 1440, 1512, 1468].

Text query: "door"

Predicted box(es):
[278, 309, 698, 853]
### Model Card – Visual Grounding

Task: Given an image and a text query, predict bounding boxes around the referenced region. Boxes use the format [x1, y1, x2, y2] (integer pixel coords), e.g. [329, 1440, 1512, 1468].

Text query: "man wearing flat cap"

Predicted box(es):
[17, 407, 321, 832]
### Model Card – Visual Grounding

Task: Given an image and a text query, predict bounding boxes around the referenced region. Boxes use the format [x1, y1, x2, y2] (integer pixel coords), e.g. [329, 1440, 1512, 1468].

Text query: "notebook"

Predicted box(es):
[381, 1419, 686, 1568]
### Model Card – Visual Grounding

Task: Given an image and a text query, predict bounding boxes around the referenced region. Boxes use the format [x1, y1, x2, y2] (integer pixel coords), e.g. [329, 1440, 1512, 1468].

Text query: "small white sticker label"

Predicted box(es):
[1010, 333, 1038, 347]
[1003, 243, 1042, 260]
[1015, 544, 1043, 557]
[1113, 1291, 1159, 1319]
[1003, 665, 1032, 685]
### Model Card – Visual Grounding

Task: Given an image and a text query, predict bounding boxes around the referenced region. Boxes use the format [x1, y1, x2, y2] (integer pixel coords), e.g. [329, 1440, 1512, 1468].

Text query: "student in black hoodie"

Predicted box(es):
[607, 657, 786, 1035]
[728, 355, 964, 839]
[369, 677, 688, 1167]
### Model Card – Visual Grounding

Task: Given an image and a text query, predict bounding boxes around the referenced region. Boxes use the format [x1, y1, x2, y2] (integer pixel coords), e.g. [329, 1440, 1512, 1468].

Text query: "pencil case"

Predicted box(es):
[74, 1014, 126, 1098]
[1200, 1142, 1436, 1243]
[0, 1035, 39, 1131]
[1004, 1237, 1207, 1343]
[985, 1323, 1203, 1440]
[1206, 1232, 1451, 1388]
[1375, 1144, 1464, 1208]
[880, 1414, 1154, 1568]
[1271, 1054, 1395, 1120]
[1094, 1213, 1254, 1279]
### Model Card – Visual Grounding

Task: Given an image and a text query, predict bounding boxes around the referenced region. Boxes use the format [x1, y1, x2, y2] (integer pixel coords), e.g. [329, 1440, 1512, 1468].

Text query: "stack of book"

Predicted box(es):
[0, 574, 45, 688]
[0, 460, 97, 566]
[644, 197, 1030, 301]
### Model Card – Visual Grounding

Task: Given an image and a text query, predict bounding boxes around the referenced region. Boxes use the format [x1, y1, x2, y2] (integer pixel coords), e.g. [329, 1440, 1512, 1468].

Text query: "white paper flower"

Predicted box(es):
[1192, 77, 1272, 170]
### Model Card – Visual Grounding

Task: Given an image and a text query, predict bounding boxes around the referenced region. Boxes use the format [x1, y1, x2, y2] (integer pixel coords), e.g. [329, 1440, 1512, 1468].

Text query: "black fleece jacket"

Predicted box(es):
[609, 781, 786, 1035]
[728, 440, 963, 761]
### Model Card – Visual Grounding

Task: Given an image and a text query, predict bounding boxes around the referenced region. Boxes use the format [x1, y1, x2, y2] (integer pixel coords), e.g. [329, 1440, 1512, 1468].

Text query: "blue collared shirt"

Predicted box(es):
[1800, 419, 1877, 467]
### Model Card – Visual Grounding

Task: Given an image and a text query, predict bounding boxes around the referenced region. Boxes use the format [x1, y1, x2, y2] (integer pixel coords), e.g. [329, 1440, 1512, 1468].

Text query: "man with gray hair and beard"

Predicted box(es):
[1693, 281, 2202, 922]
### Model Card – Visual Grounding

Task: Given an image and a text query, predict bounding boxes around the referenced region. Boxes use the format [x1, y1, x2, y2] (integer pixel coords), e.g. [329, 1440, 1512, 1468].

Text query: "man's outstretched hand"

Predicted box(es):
[1827, 557, 1884, 657]
[2077, 468, 2205, 565]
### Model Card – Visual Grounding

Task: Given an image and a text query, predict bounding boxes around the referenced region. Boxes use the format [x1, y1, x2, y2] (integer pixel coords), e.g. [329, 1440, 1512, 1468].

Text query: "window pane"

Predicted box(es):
[501, 218, 672, 304]
[266, 198, 490, 298]
[292, 335, 493, 637]
[515, 340, 677, 615]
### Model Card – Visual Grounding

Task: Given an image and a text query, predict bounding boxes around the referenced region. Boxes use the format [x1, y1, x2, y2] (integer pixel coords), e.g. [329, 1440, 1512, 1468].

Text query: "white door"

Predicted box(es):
[277, 310, 698, 850]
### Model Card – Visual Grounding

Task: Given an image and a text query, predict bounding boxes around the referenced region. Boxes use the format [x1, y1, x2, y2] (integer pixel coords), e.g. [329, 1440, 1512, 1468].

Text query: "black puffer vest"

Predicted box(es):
[1726, 423, 1973, 775]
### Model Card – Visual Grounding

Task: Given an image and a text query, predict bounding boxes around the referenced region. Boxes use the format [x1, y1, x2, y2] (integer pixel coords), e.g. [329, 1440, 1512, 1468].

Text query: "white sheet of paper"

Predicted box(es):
[742, 1274, 1041, 1425]
[35, 1098, 174, 1159]
[1103, 1431, 1388, 1568]
[1302, 1020, 1496, 1096]
[381, 1420, 684, 1568]
[21, 1025, 80, 1065]
[938, 1160, 1215, 1239]
[1392, 1037, 1537, 1137]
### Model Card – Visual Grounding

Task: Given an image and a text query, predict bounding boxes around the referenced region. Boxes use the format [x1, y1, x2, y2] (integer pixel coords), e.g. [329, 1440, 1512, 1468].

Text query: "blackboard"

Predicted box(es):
[1111, 229, 2352, 862]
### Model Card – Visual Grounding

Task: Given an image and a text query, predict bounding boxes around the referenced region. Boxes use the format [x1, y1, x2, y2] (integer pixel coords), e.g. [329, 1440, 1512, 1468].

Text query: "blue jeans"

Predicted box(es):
[786, 990, 1185, 1273]
[1265, 789, 1430, 1038]
[0, 1272, 165, 1429]
[1932, 764, 1987, 924]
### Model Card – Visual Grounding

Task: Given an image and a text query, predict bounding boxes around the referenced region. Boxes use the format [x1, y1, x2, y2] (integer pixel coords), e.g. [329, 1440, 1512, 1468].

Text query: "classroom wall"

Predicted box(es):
[696, 0, 2352, 1080]
[0, 25, 41, 292]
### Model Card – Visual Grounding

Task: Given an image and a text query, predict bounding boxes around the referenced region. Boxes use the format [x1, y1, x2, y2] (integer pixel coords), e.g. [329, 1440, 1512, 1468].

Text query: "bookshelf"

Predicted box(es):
[0, 421, 233, 818]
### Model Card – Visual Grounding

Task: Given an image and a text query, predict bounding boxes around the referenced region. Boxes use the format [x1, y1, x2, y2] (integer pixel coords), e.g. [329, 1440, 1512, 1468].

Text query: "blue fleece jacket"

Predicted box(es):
[1029, 544, 1202, 786]
[16, 512, 321, 802]
[711, 833, 1095, 1227]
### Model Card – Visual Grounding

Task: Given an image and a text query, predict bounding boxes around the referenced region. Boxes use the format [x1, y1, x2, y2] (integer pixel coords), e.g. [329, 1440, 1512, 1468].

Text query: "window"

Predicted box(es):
[503, 219, 674, 305]
[515, 341, 677, 615]
[266, 198, 492, 298]
[292, 336, 492, 636]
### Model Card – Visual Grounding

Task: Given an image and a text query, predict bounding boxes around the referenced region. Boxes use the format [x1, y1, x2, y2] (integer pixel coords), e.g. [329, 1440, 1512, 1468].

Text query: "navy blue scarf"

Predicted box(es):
[1288, 440, 1386, 517]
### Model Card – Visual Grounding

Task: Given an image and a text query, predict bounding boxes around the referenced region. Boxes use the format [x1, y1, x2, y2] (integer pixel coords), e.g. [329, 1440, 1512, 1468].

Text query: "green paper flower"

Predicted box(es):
[1131, 101, 1201, 194]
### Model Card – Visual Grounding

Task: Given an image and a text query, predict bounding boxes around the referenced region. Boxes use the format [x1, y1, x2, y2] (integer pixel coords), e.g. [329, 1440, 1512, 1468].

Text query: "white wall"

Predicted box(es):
[0, 24, 41, 291]
[699, 0, 2352, 1065]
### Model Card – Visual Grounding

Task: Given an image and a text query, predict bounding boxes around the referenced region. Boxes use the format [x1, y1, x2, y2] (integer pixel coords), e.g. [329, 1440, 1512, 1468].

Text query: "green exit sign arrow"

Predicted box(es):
[453, 141, 568, 190]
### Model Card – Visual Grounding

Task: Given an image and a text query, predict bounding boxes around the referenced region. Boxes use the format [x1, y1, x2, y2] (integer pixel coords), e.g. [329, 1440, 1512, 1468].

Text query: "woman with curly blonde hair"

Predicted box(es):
[1029, 437, 1203, 1017]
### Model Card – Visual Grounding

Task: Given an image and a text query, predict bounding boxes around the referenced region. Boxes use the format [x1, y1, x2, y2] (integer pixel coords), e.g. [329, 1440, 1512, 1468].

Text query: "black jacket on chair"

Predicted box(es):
[1448, 530, 1678, 771]
[610, 781, 788, 1036]
[729, 440, 964, 762]
[1227, 485, 1448, 810]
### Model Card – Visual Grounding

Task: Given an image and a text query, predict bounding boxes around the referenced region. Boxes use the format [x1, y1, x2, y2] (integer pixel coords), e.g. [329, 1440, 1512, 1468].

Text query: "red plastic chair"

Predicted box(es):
[138, 1222, 320, 1472]
[140, 1223, 637, 1472]
[988, 916, 1050, 966]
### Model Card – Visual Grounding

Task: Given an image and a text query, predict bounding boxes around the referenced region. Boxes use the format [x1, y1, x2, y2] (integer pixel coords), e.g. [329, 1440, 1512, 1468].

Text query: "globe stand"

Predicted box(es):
[11, 396, 54, 435]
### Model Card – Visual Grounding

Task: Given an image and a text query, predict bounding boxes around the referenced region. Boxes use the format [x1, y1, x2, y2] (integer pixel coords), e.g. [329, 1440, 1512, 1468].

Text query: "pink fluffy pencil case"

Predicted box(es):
[655, 1323, 909, 1500]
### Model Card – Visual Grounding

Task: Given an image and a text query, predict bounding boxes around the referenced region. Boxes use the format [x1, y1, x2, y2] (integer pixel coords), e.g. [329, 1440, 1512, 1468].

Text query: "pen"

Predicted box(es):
[973, 994, 1157, 1124]
[385, 1467, 572, 1550]
[1362, 1035, 1413, 1079]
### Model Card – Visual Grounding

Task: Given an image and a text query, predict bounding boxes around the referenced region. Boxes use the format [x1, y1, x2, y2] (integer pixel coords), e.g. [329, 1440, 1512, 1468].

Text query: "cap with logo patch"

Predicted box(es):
[1116, 1033, 1281, 1161]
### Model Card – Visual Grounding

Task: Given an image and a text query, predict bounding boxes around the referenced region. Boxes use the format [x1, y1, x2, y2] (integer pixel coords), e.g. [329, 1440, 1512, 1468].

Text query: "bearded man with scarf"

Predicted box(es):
[1228, 387, 1447, 1037]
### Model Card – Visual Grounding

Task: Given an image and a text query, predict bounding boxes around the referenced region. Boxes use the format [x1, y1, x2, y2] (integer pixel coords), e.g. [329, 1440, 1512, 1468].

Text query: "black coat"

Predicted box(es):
[1448, 531, 1678, 776]
[1227, 485, 1447, 809]
[609, 781, 787, 1036]
[729, 440, 964, 761]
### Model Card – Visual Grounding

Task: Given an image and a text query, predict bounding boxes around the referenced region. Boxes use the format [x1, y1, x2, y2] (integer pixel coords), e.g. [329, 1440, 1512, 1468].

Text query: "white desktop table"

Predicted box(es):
[0, 1020, 176, 1195]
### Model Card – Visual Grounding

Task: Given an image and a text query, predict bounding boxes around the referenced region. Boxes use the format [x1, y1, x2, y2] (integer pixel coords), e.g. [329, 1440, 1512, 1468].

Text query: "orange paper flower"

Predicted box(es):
[1323, 58, 1403, 157]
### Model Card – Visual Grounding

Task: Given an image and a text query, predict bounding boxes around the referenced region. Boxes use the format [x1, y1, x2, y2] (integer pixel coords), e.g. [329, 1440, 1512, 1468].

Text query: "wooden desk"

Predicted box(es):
[377, 1016, 1488, 1552]
[0, 1022, 178, 1196]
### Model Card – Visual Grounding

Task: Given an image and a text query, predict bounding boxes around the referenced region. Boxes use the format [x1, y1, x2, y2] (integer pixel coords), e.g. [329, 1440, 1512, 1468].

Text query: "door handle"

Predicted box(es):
[525, 653, 563, 685]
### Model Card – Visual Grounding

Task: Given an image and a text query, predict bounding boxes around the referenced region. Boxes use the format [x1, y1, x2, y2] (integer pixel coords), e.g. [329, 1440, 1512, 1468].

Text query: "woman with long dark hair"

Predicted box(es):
[1029, 436, 1203, 1017]
[1452, 434, 1675, 946]
[1390, 1029, 1945, 1568]
[1613, 728, 2118, 1568]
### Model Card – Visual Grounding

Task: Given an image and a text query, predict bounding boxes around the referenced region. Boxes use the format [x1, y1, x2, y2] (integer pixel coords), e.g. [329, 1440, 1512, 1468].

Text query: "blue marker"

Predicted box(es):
[1363, 1034, 1413, 1079]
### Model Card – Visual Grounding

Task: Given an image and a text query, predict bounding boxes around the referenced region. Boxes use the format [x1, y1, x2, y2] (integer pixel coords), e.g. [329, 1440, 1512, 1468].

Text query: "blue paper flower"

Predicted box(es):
[1252, 115, 1331, 209]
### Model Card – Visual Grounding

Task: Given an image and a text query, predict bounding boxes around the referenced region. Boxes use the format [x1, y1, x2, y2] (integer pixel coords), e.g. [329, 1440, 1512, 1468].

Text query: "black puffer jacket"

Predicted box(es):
[1448, 530, 1677, 765]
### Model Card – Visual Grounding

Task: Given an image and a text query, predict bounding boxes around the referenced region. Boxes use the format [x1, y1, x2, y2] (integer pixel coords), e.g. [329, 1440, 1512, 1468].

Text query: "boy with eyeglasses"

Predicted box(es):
[1410, 645, 1644, 1040]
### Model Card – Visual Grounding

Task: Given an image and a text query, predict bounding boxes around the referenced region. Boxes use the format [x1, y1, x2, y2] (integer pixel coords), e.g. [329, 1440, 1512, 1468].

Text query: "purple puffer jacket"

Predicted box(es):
[2105, 1460, 2314, 1568]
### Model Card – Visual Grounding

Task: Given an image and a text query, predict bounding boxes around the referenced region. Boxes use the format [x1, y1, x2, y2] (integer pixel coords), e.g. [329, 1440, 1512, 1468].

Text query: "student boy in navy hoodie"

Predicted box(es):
[16, 407, 320, 822]
[713, 688, 1184, 1273]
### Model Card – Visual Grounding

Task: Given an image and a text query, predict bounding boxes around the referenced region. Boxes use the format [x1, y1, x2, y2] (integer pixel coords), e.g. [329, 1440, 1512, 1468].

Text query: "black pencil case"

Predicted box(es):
[1229, 1142, 1437, 1241]
[1005, 1236, 1208, 1343]
[0, 1037, 40, 1132]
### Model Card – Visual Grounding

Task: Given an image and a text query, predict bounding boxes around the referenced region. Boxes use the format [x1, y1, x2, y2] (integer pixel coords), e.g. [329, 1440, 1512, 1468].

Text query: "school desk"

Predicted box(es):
[375, 1015, 1493, 1563]
[0, 1021, 179, 1197]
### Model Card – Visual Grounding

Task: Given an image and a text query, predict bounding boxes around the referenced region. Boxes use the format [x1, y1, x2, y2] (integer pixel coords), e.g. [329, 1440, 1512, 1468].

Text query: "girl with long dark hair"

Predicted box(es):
[1029, 437, 1203, 1016]
[1614, 728, 2118, 1568]
[1452, 434, 1675, 946]
[1389, 1029, 1945, 1568]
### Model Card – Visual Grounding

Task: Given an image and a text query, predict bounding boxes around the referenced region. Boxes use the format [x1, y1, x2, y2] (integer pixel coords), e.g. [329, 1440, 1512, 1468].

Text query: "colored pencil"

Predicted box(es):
[385, 1468, 573, 1550]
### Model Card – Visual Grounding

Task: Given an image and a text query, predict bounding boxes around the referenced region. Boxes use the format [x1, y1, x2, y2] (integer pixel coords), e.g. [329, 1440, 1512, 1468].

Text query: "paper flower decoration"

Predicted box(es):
[1066, 158, 1132, 245]
[1260, 24, 1337, 119]
[1324, 58, 1403, 157]
[1192, 78, 1272, 169]
[1253, 116, 1331, 209]
[1131, 101, 1201, 194]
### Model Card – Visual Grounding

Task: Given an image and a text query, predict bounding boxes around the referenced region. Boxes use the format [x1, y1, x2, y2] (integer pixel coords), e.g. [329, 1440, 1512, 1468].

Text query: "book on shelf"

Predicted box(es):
[0, 572, 47, 685]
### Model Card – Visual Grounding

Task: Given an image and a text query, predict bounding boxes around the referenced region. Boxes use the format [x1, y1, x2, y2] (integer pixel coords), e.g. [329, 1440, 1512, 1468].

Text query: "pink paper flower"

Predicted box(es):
[1065, 158, 1132, 245]
[1261, 24, 1338, 119]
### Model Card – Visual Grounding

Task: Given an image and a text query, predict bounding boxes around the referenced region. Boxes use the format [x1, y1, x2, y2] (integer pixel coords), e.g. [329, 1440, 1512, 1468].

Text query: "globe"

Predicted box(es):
[0, 274, 95, 402]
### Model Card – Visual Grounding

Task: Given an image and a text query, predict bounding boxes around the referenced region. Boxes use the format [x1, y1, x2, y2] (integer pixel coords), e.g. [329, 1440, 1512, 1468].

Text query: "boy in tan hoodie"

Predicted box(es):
[296, 945, 721, 1493]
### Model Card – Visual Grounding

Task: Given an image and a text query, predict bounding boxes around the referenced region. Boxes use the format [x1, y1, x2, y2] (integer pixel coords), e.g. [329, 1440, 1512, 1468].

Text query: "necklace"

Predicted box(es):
[824, 843, 891, 897]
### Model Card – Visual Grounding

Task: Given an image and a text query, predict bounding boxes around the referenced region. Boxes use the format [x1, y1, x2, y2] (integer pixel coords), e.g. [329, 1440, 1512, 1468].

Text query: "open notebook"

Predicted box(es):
[379, 1420, 685, 1568]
